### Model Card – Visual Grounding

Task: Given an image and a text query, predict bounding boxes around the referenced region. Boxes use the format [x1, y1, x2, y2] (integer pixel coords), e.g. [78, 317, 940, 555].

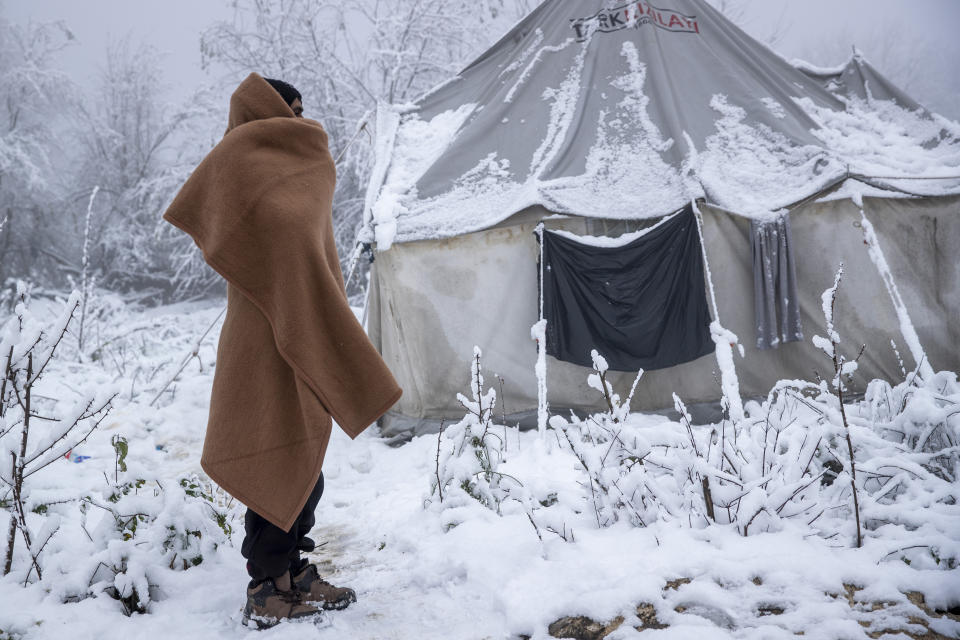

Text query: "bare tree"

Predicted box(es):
[200, 0, 534, 298]
[0, 16, 75, 283]
[65, 37, 220, 303]
[1, 286, 116, 578]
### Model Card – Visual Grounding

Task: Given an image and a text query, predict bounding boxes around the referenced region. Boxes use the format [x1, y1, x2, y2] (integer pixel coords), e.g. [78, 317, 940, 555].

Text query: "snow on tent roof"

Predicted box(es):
[367, 0, 960, 249]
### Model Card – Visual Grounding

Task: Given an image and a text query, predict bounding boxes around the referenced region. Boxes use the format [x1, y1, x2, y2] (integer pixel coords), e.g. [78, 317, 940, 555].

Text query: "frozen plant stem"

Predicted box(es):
[149, 306, 225, 407]
[78, 185, 99, 353]
[2, 346, 13, 574]
[675, 393, 715, 522]
[598, 367, 618, 423]
[6, 354, 42, 579]
[821, 266, 862, 548]
[497, 375, 508, 452]
[2, 459, 13, 573]
[701, 476, 716, 522]
[2, 292, 116, 577]
[475, 351, 486, 434]
[435, 420, 445, 503]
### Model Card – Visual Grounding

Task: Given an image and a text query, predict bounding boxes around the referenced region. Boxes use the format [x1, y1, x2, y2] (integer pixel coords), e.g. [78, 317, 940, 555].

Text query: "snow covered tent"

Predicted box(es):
[363, 0, 960, 438]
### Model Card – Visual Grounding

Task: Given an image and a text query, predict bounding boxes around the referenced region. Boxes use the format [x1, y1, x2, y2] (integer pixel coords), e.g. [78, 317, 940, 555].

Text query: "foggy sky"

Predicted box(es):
[4, 0, 959, 119]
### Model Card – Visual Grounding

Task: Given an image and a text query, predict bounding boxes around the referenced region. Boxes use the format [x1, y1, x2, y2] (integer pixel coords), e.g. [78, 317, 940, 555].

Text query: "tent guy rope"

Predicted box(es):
[857, 207, 934, 381]
[532, 222, 549, 437]
[692, 199, 746, 424]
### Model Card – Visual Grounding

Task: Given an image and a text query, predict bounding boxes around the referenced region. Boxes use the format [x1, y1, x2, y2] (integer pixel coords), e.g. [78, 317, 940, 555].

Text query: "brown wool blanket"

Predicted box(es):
[163, 72, 402, 531]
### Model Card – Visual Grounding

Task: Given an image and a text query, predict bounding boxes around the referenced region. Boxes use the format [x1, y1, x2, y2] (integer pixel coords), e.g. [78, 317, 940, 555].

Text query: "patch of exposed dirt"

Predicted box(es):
[544, 579, 959, 639]
[547, 615, 625, 640]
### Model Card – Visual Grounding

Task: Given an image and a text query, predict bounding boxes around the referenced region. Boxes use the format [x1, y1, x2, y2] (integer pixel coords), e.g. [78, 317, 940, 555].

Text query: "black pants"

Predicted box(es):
[241, 471, 324, 582]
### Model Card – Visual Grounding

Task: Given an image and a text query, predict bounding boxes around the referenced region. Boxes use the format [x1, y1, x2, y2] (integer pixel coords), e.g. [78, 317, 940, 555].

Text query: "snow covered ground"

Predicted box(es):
[1, 293, 958, 640]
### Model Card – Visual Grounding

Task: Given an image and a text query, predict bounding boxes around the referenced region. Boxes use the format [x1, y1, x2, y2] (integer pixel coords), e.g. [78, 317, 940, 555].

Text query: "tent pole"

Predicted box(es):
[691, 199, 746, 424]
[344, 241, 365, 288]
[532, 223, 549, 439]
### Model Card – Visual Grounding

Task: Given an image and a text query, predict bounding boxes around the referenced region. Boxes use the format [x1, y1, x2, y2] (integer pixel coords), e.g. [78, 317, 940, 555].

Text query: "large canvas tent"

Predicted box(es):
[363, 0, 960, 439]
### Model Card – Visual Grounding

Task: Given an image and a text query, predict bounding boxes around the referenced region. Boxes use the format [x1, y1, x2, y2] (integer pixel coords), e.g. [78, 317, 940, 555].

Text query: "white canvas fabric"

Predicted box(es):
[362, 0, 960, 438]
[367, 197, 960, 438]
[366, 0, 960, 249]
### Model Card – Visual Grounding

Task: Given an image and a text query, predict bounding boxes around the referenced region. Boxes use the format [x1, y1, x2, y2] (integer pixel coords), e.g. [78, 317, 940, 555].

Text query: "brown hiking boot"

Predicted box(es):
[242, 571, 323, 629]
[291, 562, 358, 611]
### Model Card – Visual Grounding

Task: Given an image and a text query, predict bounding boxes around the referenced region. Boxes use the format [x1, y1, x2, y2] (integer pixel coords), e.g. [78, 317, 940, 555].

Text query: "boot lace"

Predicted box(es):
[277, 584, 305, 604]
[304, 563, 334, 588]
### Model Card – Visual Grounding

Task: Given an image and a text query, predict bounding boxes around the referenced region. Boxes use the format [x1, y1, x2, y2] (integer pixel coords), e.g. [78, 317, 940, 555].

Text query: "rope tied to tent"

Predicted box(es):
[536, 223, 545, 323]
[856, 206, 934, 381]
[849, 171, 960, 181]
[691, 199, 746, 424]
[336, 116, 375, 291]
[344, 236, 374, 291]
[692, 202, 720, 322]
[532, 222, 549, 437]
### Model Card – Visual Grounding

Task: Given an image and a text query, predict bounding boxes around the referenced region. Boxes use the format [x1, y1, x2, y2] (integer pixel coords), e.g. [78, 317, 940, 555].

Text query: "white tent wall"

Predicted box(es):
[863, 196, 960, 355]
[367, 195, 960, 439]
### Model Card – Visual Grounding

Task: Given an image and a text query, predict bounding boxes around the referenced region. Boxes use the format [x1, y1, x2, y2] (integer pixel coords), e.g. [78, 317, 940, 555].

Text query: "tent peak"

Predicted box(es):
[368, 0, 960, 247]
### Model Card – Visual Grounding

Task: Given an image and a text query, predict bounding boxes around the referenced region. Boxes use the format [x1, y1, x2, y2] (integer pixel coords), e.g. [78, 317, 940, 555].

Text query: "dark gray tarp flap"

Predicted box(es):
[751, 213, 803, 350]
[540, 204, 713, 372]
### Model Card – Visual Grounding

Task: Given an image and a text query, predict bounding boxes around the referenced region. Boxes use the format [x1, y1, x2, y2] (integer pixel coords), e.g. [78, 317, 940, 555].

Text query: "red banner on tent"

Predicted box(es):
[571, 1, 701, 41]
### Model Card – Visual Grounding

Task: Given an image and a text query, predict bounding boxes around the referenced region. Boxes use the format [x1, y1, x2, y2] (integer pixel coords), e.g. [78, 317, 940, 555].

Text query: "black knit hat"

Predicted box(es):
[264, 77, 302, 107]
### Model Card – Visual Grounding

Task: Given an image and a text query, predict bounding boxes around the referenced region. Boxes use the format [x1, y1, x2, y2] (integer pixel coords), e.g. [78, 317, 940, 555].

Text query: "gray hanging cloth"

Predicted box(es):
[539, 205, 713, 372]
[751, 212, 803, 350]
